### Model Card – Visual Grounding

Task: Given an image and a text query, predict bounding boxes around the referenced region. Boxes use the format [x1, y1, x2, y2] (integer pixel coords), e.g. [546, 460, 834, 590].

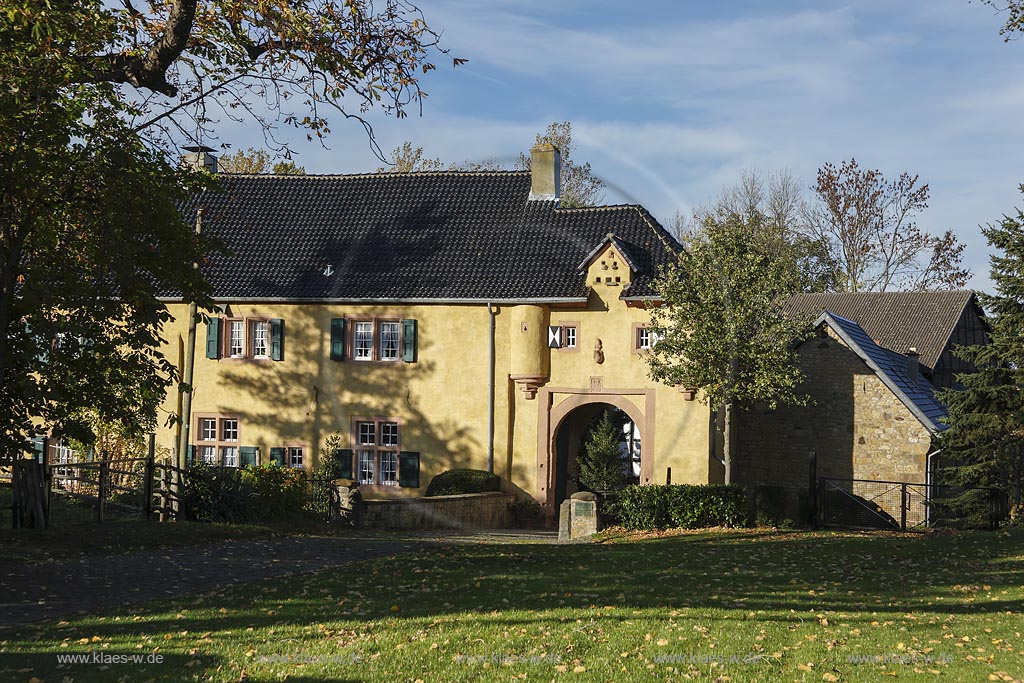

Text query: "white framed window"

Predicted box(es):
[348, 319, 404, 362]
[52, 439, 75, 481]
[637, 327, 651, 350]
[219, 317, 273, 360]
[635, 327, 663, 351]
[200, 418, 217, 442]
[288, 446, 304, 468]
[379, 451, 398, 486]
[352, 418, 401, 486]
[354, 322, 374, 361]
[228, 320, 245, 357]
[54, 441, 74, 464]
[357, 421, 376, 445]
[221, 446, 239, 467]
[200, 445, 217, 464]
[251, 320, 268, 358]
[563, 326, 577, 349]
[381, 421, 399, 447]
[357, 450, 376, 484]
[380, 322, 400, 361]
[195, 415, 242, 467]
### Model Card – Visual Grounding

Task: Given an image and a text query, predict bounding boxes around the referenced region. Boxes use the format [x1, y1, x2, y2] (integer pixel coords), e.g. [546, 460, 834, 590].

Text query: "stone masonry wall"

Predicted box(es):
[362, 491, 514, 530]
[735, 327, 933, 518]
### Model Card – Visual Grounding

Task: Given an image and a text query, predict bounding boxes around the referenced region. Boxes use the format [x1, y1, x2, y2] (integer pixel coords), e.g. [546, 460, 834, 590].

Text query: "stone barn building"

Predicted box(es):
[734, 291, 988, 523]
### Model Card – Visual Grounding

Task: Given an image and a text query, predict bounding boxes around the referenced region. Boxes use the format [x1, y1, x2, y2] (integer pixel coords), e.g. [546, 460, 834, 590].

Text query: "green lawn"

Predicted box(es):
[2, 528, 1023, 683]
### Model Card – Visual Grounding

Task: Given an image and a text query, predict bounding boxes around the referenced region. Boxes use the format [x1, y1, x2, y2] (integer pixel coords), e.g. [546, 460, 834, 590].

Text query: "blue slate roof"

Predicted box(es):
[816, 311, 948, 433]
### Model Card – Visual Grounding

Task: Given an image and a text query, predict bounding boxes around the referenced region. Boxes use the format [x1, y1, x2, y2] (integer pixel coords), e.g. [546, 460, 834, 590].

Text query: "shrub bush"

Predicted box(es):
[242, 464, 307, 520]
[180, 463, 256, 523]
[616, 484, 747, 530]
[425, 469, 501, 497]
[181, 463, 307, 523]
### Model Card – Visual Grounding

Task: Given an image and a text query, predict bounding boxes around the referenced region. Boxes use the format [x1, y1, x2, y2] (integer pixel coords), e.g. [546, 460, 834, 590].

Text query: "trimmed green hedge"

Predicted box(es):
[181, 463, 307, 523]
[424, 469, 501, 497]
[616, 484, 747, 530]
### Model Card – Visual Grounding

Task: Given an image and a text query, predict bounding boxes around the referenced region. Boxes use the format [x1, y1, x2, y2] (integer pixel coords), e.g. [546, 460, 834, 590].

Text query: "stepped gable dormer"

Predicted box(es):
[578, 232, 639, 291]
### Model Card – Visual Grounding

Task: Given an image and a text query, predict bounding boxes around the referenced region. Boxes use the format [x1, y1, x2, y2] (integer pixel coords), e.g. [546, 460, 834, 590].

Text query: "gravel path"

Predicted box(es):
[0, 536, 417, 630]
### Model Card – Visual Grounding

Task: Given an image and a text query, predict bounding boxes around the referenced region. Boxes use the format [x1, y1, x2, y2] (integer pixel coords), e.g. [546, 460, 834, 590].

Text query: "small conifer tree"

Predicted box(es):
[578, 411, 626, 492]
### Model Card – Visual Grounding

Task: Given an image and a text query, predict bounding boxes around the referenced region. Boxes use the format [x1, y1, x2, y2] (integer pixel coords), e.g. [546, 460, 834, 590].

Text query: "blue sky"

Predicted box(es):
[230, 0, 1024, 292]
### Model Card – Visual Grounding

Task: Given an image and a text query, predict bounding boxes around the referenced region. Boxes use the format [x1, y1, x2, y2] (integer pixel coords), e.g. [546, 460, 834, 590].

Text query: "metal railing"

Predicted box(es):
[818, 477, 1007, 531]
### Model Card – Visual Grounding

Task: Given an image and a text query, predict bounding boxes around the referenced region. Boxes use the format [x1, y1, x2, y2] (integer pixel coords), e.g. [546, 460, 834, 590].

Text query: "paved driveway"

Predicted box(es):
[0, 536, 417, 630]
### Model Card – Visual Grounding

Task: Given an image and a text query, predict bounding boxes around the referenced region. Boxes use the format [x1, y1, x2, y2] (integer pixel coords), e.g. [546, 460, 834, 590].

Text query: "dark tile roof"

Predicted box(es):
[179, 172, 679, 302]
[785, 290, 979, 370]
[818, 312, 947, 433]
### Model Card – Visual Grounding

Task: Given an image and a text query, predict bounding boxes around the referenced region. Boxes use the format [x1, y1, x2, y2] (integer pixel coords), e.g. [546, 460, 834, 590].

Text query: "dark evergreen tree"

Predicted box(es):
[938, 184, 1024, 523]
[578, 411, 626, 493]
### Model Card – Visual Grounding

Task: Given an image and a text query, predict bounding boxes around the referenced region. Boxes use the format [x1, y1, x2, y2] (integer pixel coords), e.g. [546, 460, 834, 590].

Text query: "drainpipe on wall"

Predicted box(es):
[487, 303, 496, 474]
[926, 447, 941, 528]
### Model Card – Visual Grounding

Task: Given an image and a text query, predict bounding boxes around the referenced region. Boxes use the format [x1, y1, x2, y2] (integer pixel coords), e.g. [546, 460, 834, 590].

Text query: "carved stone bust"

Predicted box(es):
[593, 338, 605, 365]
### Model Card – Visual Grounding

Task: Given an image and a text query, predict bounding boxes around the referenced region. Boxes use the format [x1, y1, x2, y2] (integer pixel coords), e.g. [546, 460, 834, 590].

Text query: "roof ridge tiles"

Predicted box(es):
[219, 170, 531, 179]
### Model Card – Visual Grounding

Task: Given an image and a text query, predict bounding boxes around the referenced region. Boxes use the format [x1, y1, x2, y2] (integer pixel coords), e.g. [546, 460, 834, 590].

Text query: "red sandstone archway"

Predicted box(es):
[536, 389, 655, 513]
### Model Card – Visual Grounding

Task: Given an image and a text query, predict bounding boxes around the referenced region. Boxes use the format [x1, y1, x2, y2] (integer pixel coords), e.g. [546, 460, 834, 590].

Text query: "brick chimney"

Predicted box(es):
[906, 347, 920, 383]
[181, 145, 217, 173]
[528, 142, 560, 201]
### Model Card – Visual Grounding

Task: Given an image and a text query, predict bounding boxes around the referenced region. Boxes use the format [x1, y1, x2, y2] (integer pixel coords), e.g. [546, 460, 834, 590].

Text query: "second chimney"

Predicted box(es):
[529, 142, 560, 201]
[181, 145, 218, 173]
[906, 347, 920, 383]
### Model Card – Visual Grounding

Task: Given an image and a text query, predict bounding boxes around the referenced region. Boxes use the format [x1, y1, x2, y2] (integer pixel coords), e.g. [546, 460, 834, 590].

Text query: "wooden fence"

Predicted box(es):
[5, 434, 185, 529]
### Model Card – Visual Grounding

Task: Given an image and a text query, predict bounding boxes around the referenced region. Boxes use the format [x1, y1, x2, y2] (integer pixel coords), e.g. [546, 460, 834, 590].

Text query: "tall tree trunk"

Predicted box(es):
[723, 401, 733, 485]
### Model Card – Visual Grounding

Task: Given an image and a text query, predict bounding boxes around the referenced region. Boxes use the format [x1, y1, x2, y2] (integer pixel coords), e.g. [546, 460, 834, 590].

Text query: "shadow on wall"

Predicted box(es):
[211, 299, 488, 486]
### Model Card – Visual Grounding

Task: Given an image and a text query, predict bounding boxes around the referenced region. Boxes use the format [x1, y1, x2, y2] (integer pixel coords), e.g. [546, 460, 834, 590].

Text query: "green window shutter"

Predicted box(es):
[401, 319, 417, 363]
[239, 446, 258, 467]
[399, 451, 420, 488]
[205, 318, 221, 359]
[335, 448, 353, 479]
[269, 318, 284, 361]
[30, 436, 45, 461]
[269, 447, 286, 466]
[186, 445, 195, 464]
[330, 318, 346, 361]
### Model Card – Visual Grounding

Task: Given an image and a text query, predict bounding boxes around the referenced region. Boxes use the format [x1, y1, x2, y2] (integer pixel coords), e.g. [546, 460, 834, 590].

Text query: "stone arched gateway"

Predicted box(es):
[535, 387, 655, 513]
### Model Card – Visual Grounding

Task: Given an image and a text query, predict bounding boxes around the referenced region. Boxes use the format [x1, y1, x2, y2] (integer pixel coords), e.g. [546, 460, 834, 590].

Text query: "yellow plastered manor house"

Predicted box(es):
[159, 144, 714, 517]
